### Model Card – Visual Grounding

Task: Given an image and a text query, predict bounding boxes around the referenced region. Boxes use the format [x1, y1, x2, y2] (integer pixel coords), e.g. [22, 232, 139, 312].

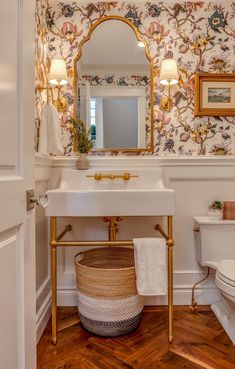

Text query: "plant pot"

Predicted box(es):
[76, 153, 90, 170]
[208, 209, 223, 220]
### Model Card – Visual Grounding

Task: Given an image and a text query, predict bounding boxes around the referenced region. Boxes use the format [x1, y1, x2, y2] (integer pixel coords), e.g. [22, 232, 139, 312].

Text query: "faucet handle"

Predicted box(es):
[123, 172, 131, 180]
[94, 172, 102, 180]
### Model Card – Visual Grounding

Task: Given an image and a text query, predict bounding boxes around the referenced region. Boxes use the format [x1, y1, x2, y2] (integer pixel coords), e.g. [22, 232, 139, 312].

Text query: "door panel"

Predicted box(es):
[0, 0, 18, 168]
[0, 228, 21, 369]
[0, 0, 36, 368]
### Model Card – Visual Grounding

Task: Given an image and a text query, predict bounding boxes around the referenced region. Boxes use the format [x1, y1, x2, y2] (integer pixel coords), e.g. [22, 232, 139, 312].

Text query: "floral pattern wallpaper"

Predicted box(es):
[35, 0, 50, 151]
[36, 1, 235, 156]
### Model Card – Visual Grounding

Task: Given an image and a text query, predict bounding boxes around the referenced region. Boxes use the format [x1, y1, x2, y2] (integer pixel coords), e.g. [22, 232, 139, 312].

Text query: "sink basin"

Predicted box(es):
[45, 169, 175, 217]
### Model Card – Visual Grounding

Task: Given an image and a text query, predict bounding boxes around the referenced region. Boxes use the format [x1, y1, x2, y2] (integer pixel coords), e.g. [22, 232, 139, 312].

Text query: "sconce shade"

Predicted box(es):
[49, 59, 68, 86]
[159, 59, 179, 86]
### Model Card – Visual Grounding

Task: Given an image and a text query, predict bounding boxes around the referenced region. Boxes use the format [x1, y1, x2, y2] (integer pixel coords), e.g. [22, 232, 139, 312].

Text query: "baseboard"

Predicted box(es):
[57, 286, 220, 307]
[36, 277, 51, 341]
[36, 291, 51, 343]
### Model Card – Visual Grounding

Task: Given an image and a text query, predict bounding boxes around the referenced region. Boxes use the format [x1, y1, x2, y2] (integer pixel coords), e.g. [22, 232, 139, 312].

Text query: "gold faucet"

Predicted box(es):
[86, 172, 138, 181]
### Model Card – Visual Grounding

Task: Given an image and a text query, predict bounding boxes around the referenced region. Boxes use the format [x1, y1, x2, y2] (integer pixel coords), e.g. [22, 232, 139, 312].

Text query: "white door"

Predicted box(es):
[0, 1, 36, 368]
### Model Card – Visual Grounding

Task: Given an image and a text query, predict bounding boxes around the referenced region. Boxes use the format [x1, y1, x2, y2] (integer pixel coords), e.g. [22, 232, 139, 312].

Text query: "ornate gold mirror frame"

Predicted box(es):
[73, 15, 154, 153]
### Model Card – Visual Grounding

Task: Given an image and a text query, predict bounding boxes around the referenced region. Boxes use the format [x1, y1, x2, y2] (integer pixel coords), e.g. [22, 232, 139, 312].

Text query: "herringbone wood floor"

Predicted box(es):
[37, 306, 235, 369]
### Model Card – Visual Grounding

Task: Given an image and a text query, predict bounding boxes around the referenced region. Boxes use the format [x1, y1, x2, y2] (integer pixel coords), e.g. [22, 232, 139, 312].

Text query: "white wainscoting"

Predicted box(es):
[35, 155, 52, 342]
[36, 155, 235, 320]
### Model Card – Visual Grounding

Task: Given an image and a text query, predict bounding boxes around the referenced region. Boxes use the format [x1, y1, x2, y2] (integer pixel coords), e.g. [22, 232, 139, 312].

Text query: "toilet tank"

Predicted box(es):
[194, 217, 235, 269]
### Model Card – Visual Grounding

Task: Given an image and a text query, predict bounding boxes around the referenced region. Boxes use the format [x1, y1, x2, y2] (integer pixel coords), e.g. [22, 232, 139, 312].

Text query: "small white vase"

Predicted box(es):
[76, 153, 90, 170]
[208, 209, 223, 220]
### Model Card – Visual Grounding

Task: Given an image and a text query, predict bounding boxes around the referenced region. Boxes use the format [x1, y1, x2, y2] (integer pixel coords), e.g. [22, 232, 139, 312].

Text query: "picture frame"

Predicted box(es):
[194, 72, 235, 116]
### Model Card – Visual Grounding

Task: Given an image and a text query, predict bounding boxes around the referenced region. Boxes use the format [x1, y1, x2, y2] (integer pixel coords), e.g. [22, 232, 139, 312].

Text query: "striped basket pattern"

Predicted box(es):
[74, 247, 144, 336]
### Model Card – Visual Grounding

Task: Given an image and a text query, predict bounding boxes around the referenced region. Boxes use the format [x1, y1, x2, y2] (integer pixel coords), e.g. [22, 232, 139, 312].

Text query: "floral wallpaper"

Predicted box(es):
[78, 74, 150, 87]
[37, 1, 235, 156]
[35, 0, 50, 151]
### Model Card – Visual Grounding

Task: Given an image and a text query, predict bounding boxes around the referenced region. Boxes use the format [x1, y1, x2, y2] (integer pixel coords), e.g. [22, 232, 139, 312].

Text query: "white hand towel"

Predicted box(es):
[133, 238, 167, 296]
[38, 102, 63, 155]
[47, 102, 63, 155]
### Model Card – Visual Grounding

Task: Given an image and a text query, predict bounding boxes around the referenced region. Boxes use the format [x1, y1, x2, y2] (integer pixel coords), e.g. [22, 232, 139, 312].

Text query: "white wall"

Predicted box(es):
[35, 155, 235, 339]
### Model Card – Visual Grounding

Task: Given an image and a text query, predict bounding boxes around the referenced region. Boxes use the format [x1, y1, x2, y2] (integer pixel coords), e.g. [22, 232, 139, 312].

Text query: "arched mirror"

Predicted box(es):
[74, 16, 154, 152]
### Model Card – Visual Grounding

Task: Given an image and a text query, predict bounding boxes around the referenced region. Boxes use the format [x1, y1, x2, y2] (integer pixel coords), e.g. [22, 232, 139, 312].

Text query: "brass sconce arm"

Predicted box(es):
[53, 85, 68, 113]
[160, 83, 173, 112]
[37, 84, 68, 112]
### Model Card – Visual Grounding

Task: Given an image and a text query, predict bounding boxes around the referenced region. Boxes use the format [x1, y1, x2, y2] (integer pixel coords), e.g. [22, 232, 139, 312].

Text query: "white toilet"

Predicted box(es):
[194, 216, 235, 343]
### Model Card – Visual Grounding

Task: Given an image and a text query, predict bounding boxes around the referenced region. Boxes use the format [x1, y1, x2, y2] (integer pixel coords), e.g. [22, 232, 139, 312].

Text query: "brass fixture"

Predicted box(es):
[190, 225, 209, 312]
[86, 172, 138, 181]
[53, 85, 68, 113]
[160, 85, 173, 111]
[50, 215, 174, 345]
[37, 85, 68, 112]
[49, 59, 69, 112]
[103, 216, 123, 241]
[189, 267, 210, 312]
[159, 59, 179, 112]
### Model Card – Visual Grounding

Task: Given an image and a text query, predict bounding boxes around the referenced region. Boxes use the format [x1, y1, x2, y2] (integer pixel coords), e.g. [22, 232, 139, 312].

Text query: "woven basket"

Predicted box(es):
[74, 247, 144, 336]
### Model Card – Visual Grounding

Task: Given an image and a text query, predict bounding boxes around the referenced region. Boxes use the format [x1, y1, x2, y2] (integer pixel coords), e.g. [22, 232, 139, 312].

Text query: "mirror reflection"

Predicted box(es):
[74, 18, 152, 151]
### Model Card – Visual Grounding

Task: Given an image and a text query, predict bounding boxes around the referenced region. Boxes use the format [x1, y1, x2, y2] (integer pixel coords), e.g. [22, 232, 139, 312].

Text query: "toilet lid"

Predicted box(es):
[217, 259, 235, 286]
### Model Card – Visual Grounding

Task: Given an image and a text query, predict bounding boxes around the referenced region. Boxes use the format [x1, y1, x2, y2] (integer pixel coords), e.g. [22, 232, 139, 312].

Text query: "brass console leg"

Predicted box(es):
[51, 217, 57, 345]
[167, 216, 174, 343]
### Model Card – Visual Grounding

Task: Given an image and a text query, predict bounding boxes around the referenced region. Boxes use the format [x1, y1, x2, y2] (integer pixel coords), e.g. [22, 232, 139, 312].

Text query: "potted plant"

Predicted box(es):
[208, 200, 223, 220]
[68, 116, 93, 169]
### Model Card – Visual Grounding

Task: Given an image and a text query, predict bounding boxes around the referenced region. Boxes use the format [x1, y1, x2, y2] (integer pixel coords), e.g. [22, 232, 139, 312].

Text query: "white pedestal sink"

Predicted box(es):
[45, 168, 176, 346]
[45, 168, 175, 217]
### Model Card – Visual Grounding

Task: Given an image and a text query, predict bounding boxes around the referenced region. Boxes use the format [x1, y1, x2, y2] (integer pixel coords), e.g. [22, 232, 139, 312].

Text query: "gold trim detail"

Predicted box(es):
[73, 15, 154, 153]
[194, 72, 235, 116]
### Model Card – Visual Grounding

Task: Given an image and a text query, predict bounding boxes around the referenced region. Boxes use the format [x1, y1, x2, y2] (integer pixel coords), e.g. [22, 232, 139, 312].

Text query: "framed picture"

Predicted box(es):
[194, 73, 235, 116]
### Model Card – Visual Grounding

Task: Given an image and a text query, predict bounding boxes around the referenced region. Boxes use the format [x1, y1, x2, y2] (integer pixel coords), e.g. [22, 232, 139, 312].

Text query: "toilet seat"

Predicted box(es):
[215, 260, 235, 297]
[217, 259, 235, 286]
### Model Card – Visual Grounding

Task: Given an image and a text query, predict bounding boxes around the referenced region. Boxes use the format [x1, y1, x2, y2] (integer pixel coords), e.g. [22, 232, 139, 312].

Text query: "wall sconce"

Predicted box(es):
[159, 59, 179, 111]
[49, 59, 68, 112]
